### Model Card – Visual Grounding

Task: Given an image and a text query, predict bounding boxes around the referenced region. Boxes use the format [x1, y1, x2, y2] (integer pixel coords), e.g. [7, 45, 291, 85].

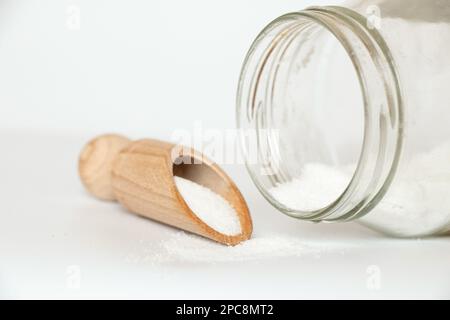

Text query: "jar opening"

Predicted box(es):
[237, 6, 403, 222]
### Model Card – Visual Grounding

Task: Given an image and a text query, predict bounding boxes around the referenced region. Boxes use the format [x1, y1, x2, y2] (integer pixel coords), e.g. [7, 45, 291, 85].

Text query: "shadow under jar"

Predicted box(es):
[237, 0, 450, 237]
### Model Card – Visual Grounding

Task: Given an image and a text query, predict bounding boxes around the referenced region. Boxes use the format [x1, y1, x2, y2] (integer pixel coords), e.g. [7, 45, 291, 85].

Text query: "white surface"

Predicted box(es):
[0, 0, 449, 299]
[0, 131, 449, 299]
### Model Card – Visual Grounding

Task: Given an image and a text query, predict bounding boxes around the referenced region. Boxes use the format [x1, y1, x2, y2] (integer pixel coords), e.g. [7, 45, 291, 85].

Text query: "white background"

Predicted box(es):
[0, 0, 449, 299]
[0, 0, 333, 137]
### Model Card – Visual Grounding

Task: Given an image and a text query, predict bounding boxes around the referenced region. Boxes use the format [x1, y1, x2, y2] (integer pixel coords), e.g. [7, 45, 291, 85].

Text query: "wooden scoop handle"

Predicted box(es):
[78, 134, 252, 245]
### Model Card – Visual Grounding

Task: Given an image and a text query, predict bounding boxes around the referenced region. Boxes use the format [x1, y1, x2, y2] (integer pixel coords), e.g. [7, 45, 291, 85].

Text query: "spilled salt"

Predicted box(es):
[127, 232, 321, 264]
[174, 176, 241, 236]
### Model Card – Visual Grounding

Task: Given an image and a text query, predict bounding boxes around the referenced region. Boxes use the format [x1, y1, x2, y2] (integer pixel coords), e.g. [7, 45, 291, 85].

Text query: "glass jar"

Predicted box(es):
[237, 0, 450, 237]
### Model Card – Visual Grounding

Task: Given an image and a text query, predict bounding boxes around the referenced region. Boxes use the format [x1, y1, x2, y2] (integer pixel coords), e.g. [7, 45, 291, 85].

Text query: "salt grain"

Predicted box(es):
[152, 232, 319, 263]
[174, 176, 241, 236]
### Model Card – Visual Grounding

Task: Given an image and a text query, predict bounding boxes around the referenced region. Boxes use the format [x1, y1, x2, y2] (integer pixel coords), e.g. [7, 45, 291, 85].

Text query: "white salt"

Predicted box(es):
[364, 142, 450, 235]
[131, 232, 321, 264]
[269, 143, 450, 236]
[270, 163, 350, 211]
[174, 176, 241, 236]
[156, 233, 317, 262]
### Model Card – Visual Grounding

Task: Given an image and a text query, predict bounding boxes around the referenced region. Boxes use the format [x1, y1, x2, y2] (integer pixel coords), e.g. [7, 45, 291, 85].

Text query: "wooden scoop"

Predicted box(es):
[78, 134, 252, 245]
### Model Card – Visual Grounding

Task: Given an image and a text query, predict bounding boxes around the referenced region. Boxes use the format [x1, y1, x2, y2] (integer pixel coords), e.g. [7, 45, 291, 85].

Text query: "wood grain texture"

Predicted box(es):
[79, 135, 253, 245]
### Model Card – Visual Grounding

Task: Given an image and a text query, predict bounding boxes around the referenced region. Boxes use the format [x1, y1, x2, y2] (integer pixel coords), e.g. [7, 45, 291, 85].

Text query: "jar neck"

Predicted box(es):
[237, 6, 404, 222]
